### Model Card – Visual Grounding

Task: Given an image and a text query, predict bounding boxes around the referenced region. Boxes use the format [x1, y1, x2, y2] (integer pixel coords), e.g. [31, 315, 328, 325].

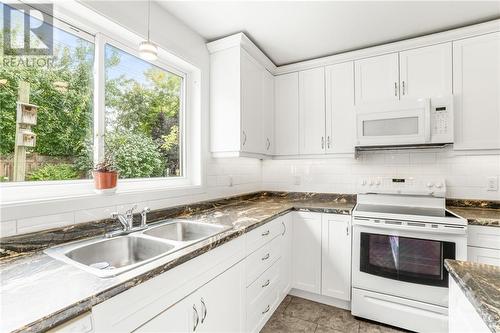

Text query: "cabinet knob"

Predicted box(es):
[242, 131, 247, 146]
[327, 136, 331, 149]
[262, 304, 271, 315]
[321, 136, 325, 149]
[261, 253, 270, 261]
[394, 82, 398, 97]
[266, 138, 270, 150]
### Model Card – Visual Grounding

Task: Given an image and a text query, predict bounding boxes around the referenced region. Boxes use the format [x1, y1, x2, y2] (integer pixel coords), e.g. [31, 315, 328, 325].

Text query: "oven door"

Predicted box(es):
[352, 218, 467, 307]
[356, 99, 431, 147]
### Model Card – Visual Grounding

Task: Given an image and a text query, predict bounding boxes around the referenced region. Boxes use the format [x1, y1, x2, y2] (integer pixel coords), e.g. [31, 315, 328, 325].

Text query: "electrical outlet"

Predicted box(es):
[487, 176, 498, 191]
[294, 175, 301, 186]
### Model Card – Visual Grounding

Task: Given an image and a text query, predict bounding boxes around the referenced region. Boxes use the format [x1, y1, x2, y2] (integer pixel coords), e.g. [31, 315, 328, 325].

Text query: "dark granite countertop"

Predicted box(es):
[447, 207, 500, 228]
[445, 259, 500, 333]
[0, 192, 354, 333]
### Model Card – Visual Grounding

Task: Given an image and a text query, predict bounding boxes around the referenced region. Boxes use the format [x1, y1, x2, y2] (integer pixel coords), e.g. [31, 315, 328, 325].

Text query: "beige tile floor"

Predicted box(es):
[261, 295, 409, 333]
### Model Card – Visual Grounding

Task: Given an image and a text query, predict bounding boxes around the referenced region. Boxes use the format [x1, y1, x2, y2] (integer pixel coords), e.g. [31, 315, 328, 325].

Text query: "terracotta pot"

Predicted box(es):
[92, 171, 118, 190]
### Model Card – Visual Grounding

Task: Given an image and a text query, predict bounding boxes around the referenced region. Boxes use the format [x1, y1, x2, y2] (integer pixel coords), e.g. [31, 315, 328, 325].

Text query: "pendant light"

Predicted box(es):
[139, 0, 158, 61]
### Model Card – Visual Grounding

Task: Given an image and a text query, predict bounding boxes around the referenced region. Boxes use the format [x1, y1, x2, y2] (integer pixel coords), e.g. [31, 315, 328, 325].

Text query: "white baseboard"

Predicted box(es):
[289, 288, 351, 311]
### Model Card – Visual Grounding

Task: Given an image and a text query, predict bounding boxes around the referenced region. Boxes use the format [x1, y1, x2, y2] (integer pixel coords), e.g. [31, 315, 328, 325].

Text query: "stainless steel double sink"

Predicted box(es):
[44, 221, 231, 278]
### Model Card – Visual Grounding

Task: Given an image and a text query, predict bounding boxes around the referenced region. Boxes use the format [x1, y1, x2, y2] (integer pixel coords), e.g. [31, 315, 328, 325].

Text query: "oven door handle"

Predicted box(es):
[353, 218, 467, 235]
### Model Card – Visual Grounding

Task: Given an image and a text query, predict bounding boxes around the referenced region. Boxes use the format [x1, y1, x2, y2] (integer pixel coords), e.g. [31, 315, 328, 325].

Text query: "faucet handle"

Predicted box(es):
[140, 207, 150, 227]
[125, 204, 137, 217]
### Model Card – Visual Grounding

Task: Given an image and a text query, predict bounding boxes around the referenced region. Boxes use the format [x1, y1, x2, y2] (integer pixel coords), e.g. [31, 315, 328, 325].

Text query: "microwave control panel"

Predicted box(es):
[430, 96, 454, 143]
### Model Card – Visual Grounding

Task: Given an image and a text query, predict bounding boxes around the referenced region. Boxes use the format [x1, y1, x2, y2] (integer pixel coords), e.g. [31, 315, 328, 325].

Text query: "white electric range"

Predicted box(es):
[351, 177, 467, 333]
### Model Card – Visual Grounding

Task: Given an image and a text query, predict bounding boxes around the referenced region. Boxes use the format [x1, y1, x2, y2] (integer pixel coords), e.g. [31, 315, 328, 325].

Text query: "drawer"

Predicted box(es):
[247, 259, 280, 308]
[467, 246, 500, 266]
[467, 225, 500, 250]
[246, 282, 279, 333]
[246, 217, 283, 255]
[246, 235, 281, 286]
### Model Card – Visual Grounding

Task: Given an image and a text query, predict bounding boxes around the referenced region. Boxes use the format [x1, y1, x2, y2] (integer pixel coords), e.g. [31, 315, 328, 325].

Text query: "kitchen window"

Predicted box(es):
[104, 43, 184, 179]
[0, 2, 201, 204]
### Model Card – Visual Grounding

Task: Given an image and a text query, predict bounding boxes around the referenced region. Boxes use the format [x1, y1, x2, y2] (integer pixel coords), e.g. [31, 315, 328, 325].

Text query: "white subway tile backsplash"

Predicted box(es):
[0, 220, 17, 237]
[17, 213, 74, 234]
[74, 206, 117, 224]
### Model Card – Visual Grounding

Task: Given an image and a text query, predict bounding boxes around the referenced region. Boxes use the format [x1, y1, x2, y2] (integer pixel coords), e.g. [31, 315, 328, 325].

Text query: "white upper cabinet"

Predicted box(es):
[262, 70, 275, 154]
[274, 72, 299, 156]
[399, 43, 452, 99]
[453, 32, 500, 150]
[208, 33, 274, 158]
[240, 50, 264, 154]
[355, 44, 452, 104]
[355, 53, 400, 104]
[299, 67, 326, 155]
[325, 62, 356, 154]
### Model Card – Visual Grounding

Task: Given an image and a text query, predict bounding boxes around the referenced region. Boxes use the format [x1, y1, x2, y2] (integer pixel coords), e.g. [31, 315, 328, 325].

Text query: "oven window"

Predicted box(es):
[360, 232, 455, 287]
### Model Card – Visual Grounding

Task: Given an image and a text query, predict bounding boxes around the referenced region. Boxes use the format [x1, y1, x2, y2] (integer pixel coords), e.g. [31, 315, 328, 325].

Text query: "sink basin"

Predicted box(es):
[45, 235, 177, 277]
[144, 221, 230, 242]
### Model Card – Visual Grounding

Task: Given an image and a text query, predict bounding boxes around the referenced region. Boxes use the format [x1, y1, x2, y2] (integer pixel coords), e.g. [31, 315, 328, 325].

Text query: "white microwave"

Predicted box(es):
[355, 96, 454, 147]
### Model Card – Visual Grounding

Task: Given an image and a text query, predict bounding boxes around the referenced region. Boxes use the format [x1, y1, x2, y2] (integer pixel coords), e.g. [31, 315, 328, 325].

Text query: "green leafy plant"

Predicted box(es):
[28, 164, 79, 181]
[105, 131, 164, 178]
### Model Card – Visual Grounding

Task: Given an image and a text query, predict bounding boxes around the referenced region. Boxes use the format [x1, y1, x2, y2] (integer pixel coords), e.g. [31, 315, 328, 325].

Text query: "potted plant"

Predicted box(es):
[92, 154, 118, 194]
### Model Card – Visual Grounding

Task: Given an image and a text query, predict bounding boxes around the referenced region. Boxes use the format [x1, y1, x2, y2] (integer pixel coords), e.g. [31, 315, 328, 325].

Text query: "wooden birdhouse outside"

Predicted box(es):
[16, 102, 38, 126]
[17, 129, 37, 147]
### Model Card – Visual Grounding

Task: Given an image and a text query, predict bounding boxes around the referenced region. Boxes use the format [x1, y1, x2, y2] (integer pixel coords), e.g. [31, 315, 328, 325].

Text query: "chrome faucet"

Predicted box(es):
[106, 205, 150, 238]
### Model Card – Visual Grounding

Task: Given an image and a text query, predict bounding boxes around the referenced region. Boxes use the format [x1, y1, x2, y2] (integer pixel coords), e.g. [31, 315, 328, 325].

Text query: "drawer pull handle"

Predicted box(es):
[261, 253, 270, 261]
[261, 230, 270, 236]
[262, 279, 270, 288]
[262, 305, 270, 315]
[200, 297, 207, 323]
[193, 304, 199, 331]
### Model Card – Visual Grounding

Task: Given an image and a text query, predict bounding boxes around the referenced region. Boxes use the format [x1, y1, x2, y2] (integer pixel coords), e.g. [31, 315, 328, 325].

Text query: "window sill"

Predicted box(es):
[0, 182, 206, 222]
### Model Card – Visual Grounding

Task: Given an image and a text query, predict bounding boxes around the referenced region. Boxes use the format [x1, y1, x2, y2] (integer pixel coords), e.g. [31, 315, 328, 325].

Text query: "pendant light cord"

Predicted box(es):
[147, 0, 151, 41]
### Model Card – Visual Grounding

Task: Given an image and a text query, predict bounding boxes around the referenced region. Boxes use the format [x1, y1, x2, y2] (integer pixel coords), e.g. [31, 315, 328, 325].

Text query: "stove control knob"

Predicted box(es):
[435, 183, 443, 189]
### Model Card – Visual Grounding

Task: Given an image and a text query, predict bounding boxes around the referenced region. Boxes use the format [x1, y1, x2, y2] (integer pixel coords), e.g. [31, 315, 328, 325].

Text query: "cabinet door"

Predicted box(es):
[299, 67, 326, 155]
[134, 294, 193, 333]
[262, 70, 274, 154]
[240, 50, 263, 154]
[453, 32, 500, 150]
[325, 62, 355, 154]
[292, 212, 322, 294]
[274, 73, 299, 155]
[355, 53, 399, 104]
[321, 214, 351, 301]
[467, 246, 500, 266]
[279, 214, 293, 298]
[399, 43, 452, 100]
[196, 261, 245, 332]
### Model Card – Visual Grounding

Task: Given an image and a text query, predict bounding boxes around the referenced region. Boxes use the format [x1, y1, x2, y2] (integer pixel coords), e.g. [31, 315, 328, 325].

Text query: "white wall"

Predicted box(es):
[262, 149, 500, 201]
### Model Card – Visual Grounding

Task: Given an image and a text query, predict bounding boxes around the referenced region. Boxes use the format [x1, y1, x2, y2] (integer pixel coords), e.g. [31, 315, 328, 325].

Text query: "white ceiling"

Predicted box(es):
[158, 1, 500, 66]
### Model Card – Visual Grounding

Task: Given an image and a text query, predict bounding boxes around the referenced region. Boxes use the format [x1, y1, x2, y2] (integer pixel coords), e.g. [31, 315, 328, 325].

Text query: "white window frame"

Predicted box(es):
[0, 0, 203, 210]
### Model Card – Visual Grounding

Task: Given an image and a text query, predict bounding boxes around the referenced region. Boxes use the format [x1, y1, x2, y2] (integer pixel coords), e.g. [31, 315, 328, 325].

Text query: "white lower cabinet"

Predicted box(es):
[84, 212, 353, 333]
[136, 261, 244, 333]
[292, 212, 322, 294]
[278, 214, 293, 298]
[321, 214, 351, 300]
[467, 225, 500, 266]
[449, 278, 490, 332]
